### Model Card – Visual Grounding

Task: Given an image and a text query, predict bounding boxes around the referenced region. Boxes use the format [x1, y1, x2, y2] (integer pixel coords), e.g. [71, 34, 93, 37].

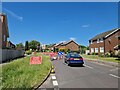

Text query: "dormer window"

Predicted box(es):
[100, 38, 103, 42]
[90, 40, 93, 44]
[97, 39, 99, 43]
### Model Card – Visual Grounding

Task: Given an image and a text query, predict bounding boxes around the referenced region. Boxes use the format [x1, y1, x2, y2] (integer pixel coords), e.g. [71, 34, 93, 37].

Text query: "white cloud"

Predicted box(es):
[3, 7, 23, 21]
[81, 24, 90, 28]
[70, 37, 76, 41]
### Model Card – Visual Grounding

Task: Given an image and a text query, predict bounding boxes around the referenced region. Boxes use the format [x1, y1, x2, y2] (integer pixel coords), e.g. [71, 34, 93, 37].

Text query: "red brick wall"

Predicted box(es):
[89, 30, 120, 55]
[55, 41, 79, 51]
[89, 40, 104, 54]
[65, 41, 79, 51]
[104, 30, 119, 53]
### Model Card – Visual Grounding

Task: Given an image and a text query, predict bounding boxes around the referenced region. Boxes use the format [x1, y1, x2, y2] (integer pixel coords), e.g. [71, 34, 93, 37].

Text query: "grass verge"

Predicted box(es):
[1, 53, 51, 88]
[81, 54, 120, 63]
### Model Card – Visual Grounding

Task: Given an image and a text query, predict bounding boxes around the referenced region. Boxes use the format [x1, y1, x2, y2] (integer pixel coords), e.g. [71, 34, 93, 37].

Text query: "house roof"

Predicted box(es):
[48, 44, 56, 48]
[0, 13, 9, 37]
[54, 40, 79, 47]
[89, 28, 119, 41]
[54, 42, 63, 47]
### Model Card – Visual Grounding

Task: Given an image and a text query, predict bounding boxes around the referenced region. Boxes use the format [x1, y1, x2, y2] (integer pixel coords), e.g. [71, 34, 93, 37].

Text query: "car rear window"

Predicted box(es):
[70, 54, 81, 58]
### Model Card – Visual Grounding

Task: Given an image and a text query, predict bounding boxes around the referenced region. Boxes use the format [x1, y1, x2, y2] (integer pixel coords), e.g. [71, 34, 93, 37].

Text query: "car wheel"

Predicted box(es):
[80, 64, 83, 67]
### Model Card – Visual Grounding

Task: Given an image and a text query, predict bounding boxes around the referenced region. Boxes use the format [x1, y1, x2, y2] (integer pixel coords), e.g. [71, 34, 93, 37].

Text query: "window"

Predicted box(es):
[100, 38, 103, 42]
[91, 48, 94, 53]
[97, 39, 99, 43]
[4, 35, 6, 41]
[100, 47, 104, 53]
[95, 48, 98, 53]
[90, 40, 93, 44]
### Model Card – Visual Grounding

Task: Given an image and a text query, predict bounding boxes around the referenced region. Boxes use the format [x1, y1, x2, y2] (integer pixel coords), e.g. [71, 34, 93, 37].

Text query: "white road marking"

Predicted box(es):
[109, 74, 120, 79]
[84, 64, 93, 69]
[91, 61, 113, 67]
[53, 80, 58, 86]
[52, 76, 56, 80]
[51, 74, 59, 86]
[110, 68, 119, 71]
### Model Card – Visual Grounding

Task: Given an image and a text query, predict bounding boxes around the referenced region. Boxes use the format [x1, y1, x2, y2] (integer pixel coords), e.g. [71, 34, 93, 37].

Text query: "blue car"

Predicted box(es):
[64, 53, 84, 66]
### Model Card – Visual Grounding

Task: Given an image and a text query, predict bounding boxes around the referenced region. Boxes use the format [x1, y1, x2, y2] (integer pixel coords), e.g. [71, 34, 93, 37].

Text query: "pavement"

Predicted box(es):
[84, 58, 119, 67]
[39, 58, 119, 89]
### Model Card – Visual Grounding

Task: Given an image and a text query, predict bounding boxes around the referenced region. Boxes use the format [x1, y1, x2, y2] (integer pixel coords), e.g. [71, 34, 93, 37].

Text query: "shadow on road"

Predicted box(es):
[69, 64, 85, 67]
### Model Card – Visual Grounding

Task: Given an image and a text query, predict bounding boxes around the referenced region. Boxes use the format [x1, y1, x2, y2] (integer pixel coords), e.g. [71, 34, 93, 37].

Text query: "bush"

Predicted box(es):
[118, 50, 120, 58]
[59, 48, 68, 54]
[55, 48, 59, 52]
[105, 52, 110, 57]
[99, 53, 104, 57]
[95, 53, 98, 55]
[25, 50, 32, 55]
[91, 52, 95, 55]
[110, 51, 115, 57]
[91, 52, 98, 55]
[87, 53, 90, 55]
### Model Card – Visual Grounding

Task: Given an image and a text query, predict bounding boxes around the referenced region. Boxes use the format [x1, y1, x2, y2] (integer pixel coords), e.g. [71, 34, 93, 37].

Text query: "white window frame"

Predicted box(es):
[91, 48, 94, 53]
[91, 40, 93, 44]
[95, 48, 98, 53]
[100, 38, 103, 42]
[97, 39, 99, 43]
[100, 47, 104, 53]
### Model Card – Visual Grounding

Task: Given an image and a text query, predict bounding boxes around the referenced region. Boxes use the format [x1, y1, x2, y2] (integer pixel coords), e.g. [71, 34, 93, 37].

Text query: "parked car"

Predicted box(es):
[64, 53, 84, 66]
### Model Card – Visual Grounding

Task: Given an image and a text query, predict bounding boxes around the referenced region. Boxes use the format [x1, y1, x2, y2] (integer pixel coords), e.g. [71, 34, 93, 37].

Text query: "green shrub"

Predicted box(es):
[95, 53, 98, 55]
[55, 48, 59, 52]
[25, 50, 32, 55]
[92, 52, 95, 55]
[91, 52, 98, 55]
[118, 50, 120, 58]
[59, 48, 68, 54]
[110, 51, 115, 57]
[105, 52, 110, 57]
[99, 53, 104, 57]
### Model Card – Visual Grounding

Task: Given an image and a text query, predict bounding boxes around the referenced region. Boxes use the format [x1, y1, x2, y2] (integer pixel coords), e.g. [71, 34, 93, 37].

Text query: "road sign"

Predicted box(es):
[30, 56, 42, 65]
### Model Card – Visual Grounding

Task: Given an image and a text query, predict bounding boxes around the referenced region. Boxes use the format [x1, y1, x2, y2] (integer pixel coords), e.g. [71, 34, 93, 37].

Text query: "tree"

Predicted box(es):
[79, 45, 88, 54]
[16, 43, 24, 49]
[25, 41, 29, 51]
[55, 48, 59, 52]
[29, 40, 40, 51]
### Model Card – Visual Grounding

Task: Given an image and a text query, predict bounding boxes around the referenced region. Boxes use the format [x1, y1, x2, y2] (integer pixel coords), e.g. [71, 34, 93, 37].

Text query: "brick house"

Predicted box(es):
[52, 40, 79, 51]
[89, 28, 120, 55]
[0, 13, 9, 49]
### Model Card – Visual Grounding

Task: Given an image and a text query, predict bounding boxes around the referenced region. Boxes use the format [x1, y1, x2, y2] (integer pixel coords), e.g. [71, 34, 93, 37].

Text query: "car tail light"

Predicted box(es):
[79, 58, 83, 60]
[70, 58, 74, 60]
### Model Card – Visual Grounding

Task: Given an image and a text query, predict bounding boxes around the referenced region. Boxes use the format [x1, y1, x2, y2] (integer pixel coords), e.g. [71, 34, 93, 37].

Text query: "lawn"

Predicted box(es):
[81, 54, 120, 63]
[1, 53, 52, 89]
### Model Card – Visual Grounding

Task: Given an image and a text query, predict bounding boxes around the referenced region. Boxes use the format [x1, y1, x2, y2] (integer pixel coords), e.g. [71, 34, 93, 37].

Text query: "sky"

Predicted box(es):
[1, 2, 118, 46]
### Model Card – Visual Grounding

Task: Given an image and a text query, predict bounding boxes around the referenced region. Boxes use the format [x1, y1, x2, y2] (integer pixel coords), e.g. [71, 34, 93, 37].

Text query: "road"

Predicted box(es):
[39, 59, 119, 89]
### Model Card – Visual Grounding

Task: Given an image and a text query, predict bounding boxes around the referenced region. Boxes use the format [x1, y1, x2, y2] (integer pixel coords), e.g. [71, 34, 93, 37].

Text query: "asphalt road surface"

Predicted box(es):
[39, 59, 119, 89]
